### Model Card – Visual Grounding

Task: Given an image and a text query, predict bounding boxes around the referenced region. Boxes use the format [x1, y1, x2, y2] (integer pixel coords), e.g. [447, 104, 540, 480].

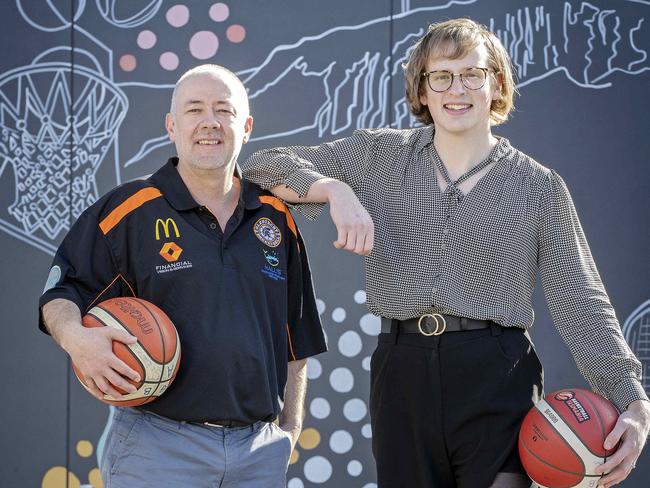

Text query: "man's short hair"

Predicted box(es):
[169, 64, 249, 117]
[403, 18, 517, 126]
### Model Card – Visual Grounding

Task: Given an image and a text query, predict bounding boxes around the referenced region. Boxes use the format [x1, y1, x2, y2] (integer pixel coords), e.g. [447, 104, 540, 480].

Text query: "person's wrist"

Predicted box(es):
[320, 179, 351, 203]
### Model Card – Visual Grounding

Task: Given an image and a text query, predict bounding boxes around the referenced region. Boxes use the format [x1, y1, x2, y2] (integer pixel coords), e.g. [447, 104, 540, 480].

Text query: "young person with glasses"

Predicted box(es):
[242, 18, 649, 488]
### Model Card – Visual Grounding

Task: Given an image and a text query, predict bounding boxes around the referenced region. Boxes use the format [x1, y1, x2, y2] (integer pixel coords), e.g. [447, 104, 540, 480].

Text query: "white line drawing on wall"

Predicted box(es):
[2, 0, 648, 256]
[623, 299, 650, 395]
[95, 0, 164, 28]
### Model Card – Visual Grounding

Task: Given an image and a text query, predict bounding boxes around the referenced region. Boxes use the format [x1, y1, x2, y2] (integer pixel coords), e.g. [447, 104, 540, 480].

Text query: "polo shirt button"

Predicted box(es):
[210, 222, 217, 230]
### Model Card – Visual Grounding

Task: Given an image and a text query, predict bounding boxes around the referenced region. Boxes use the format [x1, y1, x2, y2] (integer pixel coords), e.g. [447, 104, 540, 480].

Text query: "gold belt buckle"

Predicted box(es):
[417, 313, 447, 336]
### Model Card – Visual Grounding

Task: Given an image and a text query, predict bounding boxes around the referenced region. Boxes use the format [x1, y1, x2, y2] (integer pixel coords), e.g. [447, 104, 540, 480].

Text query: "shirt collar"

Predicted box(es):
[415, 125, 435, 154]
[148, 158, 262, 211]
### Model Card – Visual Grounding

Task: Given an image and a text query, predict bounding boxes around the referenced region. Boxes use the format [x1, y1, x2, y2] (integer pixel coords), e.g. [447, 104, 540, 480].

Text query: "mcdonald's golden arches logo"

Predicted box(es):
[155, 218, 180, 240]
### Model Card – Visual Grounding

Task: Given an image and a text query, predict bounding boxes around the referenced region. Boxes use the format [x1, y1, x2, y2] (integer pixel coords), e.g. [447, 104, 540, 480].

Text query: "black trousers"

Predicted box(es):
[369, 324, 543, 488]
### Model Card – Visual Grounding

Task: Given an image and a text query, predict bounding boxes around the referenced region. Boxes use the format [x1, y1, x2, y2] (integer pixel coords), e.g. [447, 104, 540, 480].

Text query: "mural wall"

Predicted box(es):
[1, 0, 648, 486]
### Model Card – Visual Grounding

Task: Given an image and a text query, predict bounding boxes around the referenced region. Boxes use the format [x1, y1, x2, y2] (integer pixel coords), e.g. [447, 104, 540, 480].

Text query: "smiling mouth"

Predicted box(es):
[196, 140, 222, 145]
[443, 103, 472, 111]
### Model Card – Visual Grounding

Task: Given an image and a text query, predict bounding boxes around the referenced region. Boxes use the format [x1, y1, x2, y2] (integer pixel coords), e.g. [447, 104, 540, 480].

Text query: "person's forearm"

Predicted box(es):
[41, 298, 83, 352]
[279, 359, 308, 431]
[271, 178, 354, 204]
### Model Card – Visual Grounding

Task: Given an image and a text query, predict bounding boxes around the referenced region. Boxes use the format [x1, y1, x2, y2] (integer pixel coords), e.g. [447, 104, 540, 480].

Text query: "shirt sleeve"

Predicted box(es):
[38, 210, 128, 334]
[538, 170, 647, 411]
[241, 129, 378, 220]
[285, 225, 327, 361]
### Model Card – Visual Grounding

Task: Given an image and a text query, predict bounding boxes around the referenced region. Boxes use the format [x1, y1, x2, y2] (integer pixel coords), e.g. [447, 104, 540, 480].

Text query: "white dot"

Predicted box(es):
[288, 479, 304, 488]
[338, 331, 362, 357]
[307, 357, 322, 380]
[316, 298, 326, 315]
[332, 307, 346, 323]
[310, 397, 331, 419]
[361, 423, 372, 438]
[304, 456, 333, 483]
[359, 313, 381, 336]
[363, 484, 378, 488]
[343, 398, 367, 422]
[329, 430, 353, 453]
[354, 290, 366, 304]
[329, 367, 354, 393]
[362, 356, 371, 371]
[348, 460, 363, 476]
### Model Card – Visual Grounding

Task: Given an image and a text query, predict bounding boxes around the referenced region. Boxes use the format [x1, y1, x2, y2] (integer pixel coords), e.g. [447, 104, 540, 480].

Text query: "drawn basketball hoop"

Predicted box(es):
[0, 58, 127, 250]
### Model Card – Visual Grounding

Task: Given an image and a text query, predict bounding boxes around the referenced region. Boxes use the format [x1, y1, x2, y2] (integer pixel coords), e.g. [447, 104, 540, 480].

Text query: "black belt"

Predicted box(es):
[381, 314, 493, 336]
[197, 419, 251, 428]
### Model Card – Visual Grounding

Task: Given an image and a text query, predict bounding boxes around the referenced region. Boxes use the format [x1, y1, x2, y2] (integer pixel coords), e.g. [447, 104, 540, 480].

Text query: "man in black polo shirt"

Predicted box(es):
[39, 64, 326, 487]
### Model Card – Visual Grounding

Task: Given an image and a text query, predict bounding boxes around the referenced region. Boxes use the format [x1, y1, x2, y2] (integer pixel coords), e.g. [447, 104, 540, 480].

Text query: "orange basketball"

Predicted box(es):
[74, 297, 181, 406]
[518, 388, 619, 488]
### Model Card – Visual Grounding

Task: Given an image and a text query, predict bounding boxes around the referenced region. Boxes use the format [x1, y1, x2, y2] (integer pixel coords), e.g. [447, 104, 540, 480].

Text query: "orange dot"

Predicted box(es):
[119, 54, 136, 72]
[289, 448, 300, 465]
[298, 428, 321, 449]
[88, 468, 104, 488]
[42, 467, 81, 488]
[226, 24, 246, 43]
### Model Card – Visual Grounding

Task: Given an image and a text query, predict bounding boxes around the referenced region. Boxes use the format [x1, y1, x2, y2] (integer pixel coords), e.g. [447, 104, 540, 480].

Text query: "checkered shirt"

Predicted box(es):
[241, 125, 647, 411]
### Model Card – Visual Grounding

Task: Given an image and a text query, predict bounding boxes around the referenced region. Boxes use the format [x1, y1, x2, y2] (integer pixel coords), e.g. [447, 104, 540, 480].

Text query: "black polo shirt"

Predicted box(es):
[39, 158, 326, 423]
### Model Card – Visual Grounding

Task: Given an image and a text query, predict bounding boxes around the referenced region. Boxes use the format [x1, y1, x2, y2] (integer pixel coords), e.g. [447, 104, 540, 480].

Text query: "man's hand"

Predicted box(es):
[278, 422, 301, 451]
[62, 325, 140, 401]
[595, 399, 650, 487]
[43, 298, 140, 401]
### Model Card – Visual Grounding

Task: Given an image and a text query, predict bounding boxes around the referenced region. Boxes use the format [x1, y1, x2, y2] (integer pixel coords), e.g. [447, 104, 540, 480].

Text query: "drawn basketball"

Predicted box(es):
[73, 297, 181, 406]
[518, 388, 619, 488]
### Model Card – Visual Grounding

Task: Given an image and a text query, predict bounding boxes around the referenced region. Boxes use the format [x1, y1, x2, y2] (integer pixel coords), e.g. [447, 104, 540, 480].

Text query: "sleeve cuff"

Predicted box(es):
[608, 379, 649, 412]
[284, 170, 329, 221]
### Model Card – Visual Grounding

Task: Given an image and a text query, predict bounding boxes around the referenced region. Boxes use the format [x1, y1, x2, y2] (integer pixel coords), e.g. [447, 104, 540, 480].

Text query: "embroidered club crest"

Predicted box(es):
[254, 218, 282, 247]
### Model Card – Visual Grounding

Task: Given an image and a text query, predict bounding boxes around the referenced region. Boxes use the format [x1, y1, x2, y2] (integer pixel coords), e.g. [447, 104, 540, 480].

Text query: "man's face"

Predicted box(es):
[419, 42, 501, 139]
[165, 72, 253, 172]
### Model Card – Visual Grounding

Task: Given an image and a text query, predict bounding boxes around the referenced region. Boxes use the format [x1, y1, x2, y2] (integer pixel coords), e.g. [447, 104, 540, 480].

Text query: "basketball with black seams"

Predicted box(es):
[73, 297, 181, 406]
[518, 388, 619, 488]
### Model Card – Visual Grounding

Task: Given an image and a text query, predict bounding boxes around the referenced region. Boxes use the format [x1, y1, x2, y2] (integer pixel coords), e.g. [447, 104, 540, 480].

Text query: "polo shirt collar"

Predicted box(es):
[149, 158, 262, 211]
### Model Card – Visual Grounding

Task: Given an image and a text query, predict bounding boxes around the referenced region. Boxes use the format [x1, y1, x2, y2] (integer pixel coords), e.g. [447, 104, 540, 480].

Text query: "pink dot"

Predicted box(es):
[160, 52, 179, 71]
[137, 30, 157, 49]
[119, 54, 136, 72]
[209, 3, 229, 22]
[166, 4, 190, 28]
[226, 24, 246, 43]
[189, 31, 219, 60]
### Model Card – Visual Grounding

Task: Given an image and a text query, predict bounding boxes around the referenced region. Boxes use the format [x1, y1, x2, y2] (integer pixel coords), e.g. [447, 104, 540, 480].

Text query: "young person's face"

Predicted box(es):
[419, 42, 501, 139]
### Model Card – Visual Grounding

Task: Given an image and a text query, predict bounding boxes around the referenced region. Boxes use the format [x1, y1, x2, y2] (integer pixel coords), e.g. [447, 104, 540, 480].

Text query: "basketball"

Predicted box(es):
[73, 297, 181, 406]
[518, 388, 619, 488]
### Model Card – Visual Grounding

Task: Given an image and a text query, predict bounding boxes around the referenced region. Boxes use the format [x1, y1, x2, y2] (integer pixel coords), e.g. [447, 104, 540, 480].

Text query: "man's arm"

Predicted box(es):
[42, 298, 140, 400]
[278, 358, 307, 449]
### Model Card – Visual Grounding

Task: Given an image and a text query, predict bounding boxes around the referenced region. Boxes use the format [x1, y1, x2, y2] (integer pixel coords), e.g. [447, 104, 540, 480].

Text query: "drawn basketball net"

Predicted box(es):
[0, 62, 127, 241]
[623, 301, 650, 393]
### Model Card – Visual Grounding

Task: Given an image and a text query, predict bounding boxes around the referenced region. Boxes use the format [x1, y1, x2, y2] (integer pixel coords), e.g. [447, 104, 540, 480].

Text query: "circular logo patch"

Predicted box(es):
[254, 218, 282, 247]
[43, 265, 61, 293]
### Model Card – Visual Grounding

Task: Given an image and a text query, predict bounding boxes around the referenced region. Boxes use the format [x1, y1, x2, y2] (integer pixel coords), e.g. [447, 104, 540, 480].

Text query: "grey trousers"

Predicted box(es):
[100, 407, 292, 488]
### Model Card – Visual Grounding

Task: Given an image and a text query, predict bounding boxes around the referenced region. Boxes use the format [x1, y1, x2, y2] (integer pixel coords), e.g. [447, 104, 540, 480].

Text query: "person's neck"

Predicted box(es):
[176, 162, 240, 211]
[433, 127, 498, 181]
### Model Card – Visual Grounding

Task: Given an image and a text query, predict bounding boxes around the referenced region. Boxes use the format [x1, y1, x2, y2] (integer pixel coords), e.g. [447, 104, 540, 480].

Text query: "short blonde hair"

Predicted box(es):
[403, 18, 517, 126]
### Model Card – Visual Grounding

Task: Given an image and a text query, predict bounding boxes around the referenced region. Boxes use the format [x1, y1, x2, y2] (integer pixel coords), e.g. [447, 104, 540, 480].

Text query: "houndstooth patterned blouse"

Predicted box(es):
[242, 125, 646, 411]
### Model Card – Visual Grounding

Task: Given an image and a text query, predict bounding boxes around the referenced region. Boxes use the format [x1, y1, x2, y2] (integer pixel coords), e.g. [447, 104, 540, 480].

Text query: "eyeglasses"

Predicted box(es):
[421, 67, 491, 92]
